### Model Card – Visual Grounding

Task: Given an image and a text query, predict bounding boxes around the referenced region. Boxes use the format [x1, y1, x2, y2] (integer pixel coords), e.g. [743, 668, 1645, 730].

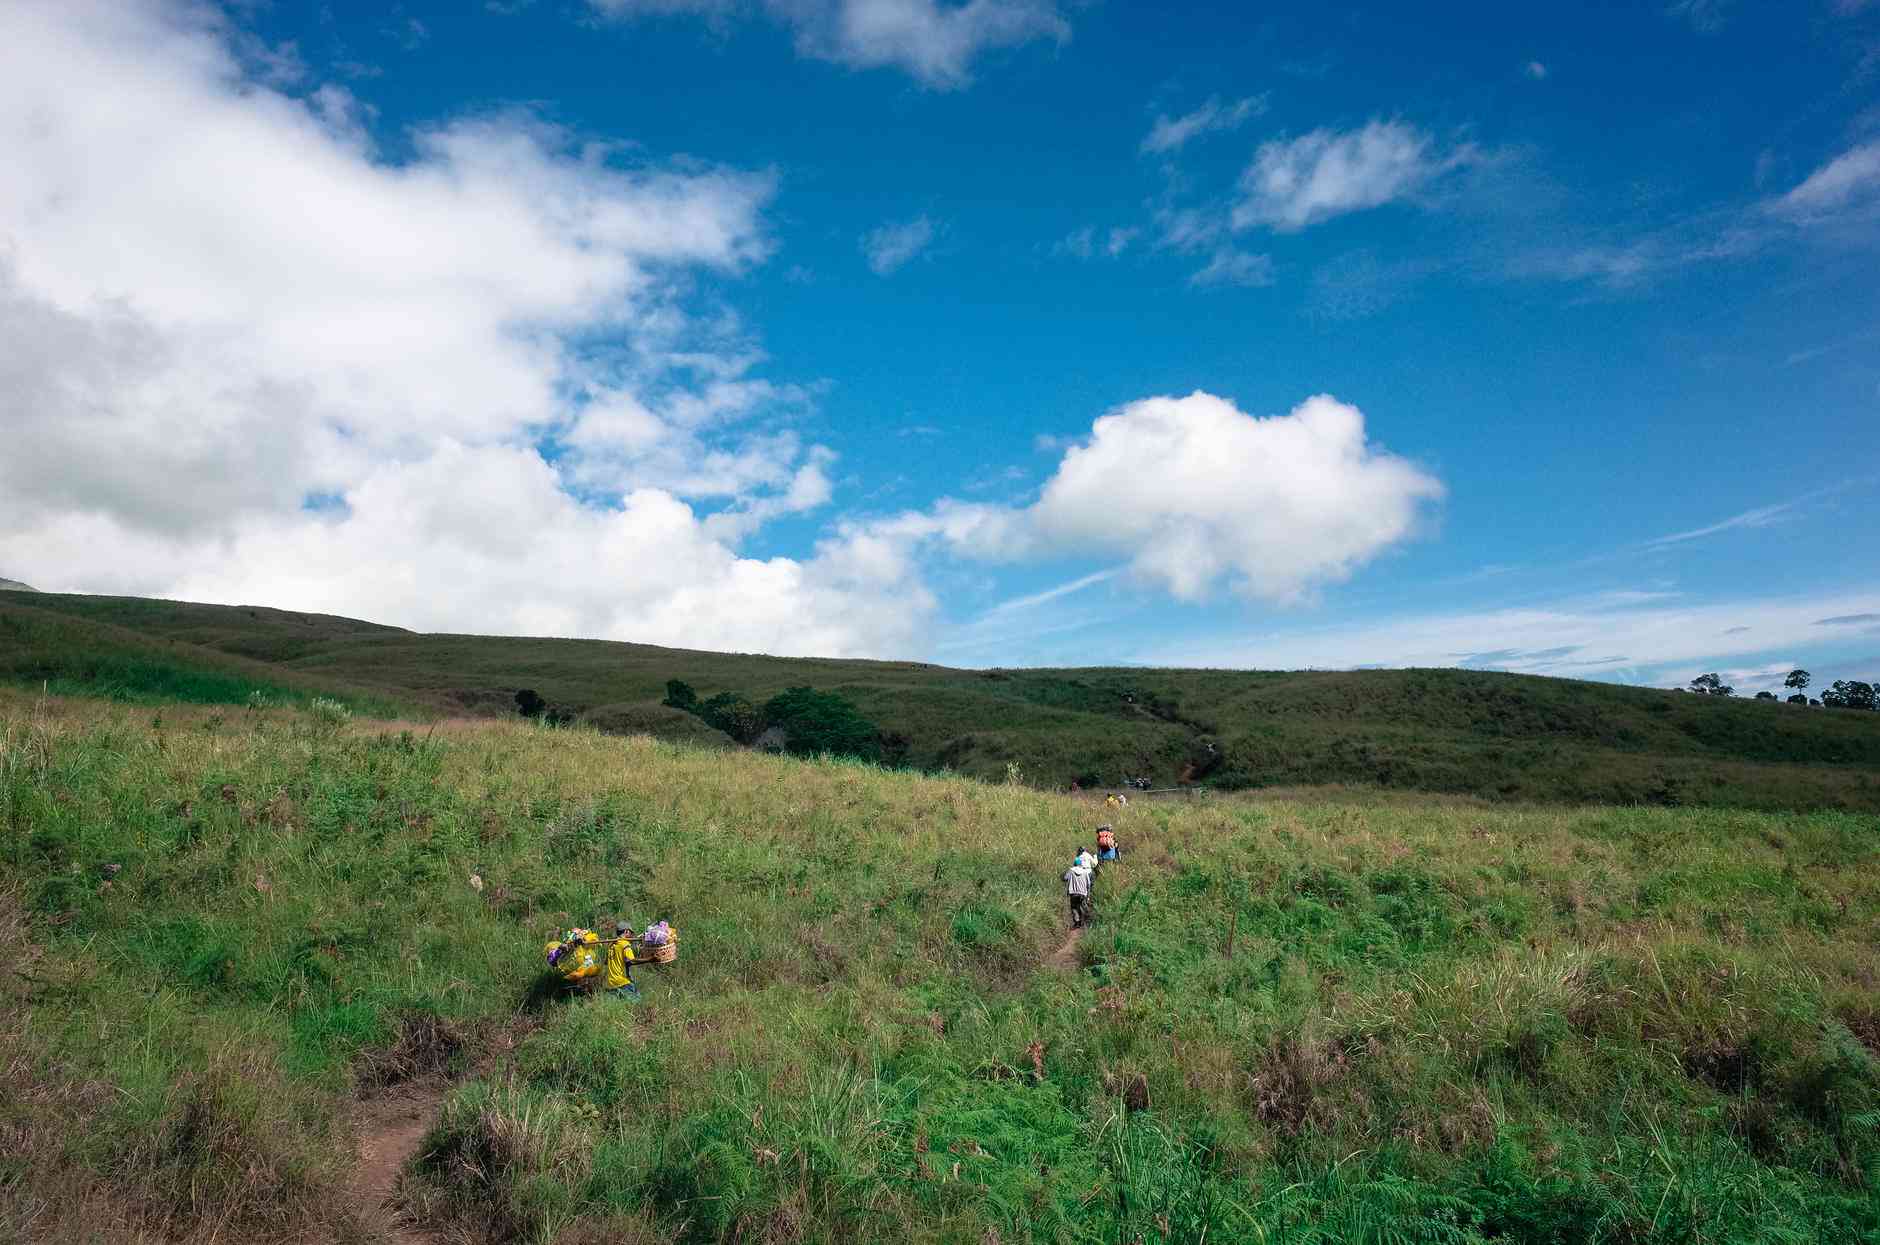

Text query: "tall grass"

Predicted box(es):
[2, 689, 1876, 1243]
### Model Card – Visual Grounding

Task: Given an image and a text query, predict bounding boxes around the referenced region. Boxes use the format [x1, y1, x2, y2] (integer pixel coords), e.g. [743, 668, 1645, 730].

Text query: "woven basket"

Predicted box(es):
[645, 941, 677, 965]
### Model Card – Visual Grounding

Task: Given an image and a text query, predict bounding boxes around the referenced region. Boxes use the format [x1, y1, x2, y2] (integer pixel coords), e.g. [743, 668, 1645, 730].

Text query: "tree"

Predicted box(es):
[1787, 693, 1808, 705]
[1822, 680, 1876, 710]
[698, 692, 763, 743]
[1754, 691, 1776, 701]
[761, 686, 882, 762]
[663, 679, 698, 711]
[515, 688, 546, 718]
[1689, 673, 1733, 697]
[1784, 669, 1811, 693]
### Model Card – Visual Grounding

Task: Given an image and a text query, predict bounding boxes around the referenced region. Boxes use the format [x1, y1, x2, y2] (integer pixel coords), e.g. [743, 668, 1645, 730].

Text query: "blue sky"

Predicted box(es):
[1, 0, 1876, 693]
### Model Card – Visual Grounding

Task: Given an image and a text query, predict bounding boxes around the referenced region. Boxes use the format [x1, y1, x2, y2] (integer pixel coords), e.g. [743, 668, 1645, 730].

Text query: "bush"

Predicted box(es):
[697, 692, 763, 744]
[761, 686, 881, 762]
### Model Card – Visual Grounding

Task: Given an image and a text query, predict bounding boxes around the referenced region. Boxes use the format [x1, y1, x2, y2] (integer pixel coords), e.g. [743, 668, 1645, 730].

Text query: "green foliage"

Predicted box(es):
[696, 691, 763, 744]
[761, 686, 882, 762]
[1822, 681, 1876, 711]
[663, 679, 698, 710]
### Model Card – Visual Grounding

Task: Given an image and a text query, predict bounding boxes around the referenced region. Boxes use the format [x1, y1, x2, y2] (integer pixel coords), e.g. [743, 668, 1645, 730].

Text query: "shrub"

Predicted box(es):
[761, 686, 881, 762]
[697, 692, 763, 744]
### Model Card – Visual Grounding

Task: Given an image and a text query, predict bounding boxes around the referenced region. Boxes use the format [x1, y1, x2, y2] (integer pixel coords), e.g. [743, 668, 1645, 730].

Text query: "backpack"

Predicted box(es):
[1096, 828, 1115, 850]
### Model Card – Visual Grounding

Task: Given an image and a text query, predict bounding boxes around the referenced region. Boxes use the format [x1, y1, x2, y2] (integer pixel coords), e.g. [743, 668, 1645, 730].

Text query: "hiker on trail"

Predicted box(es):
[603, 921, 639, 1000]
[1105, 792, 1121, 811]
[1096, 824, 1119, 862]
[1074, 844, 1099, 873]
[1063, 859, 1094, 928]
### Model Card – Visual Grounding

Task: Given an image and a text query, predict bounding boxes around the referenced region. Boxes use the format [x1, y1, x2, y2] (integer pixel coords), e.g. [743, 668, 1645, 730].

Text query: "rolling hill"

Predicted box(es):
[5, 588, 1879, 811]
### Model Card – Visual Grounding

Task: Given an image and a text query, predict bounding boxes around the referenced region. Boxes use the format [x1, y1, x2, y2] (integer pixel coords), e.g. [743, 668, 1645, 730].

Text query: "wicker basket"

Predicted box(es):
[644, 941, 677, 965]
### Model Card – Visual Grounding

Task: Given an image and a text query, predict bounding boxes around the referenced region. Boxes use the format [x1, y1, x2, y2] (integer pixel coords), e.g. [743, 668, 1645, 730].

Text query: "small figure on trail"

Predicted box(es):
[603, 920, 639, 1000]
[1096, 824, 1119, 862]
[1064, 859, 1094, 928]
[1105, 792, 1121, 811]
[1074, 845, 1098, 873]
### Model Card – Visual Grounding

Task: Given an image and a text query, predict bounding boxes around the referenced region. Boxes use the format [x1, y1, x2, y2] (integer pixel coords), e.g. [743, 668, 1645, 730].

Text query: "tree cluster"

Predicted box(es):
[514, 688, 573, 726]
[664, 679, 893, 762]
[1687, 668, 1877, 710]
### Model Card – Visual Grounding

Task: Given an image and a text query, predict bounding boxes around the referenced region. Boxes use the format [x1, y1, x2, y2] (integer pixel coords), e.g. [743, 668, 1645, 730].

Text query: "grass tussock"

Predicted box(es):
[2, 687, 1878, 1243]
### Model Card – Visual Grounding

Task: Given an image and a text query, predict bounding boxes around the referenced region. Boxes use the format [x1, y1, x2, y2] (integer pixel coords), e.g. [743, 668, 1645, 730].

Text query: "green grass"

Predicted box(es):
[0, 597, 414, 718]
[9, 588, 1880, 812]
[4, 691, 1877, 1243]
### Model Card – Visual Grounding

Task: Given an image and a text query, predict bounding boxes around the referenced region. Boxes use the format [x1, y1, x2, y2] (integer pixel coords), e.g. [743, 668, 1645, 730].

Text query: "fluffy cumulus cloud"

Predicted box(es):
[862, 393, 1443, 604]
[0, 0, 930, 656]
[1020, 393, 1442, 601]
[1233, 120, 1472, 232]
[861, 215, 937, 274]
[588, 0, 1067, 88]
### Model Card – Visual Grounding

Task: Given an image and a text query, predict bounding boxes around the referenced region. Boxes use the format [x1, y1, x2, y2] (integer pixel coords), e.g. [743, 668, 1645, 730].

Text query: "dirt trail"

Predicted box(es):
[1045, 926, 1085, 970]
[348, 1084, 446, 1244]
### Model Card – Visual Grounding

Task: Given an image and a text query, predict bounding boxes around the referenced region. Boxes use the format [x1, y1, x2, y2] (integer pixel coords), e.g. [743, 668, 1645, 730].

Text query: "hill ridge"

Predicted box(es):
[5, 587, 1878, 811]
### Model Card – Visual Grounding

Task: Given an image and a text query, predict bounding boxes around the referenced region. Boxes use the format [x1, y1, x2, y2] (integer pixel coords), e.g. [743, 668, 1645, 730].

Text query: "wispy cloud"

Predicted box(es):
[1666, 0, 1730, 34]
[1141, 94, 1268, 155]
[1643, 500, 1799, 548]
[1815, 613, 1880, 626]
[1189, 247, 1274, 288]
[588, 0, 1068, 89]
[862, 215, 937, 275]
[1055, 225, 1138, 260]
[1771, 140, 1880, 222]
[1145, 589, 1880, 686]
[1524, 61, 1548, 80]
[1232, 120, 1476, 232]
[979, 567, 1120, 619]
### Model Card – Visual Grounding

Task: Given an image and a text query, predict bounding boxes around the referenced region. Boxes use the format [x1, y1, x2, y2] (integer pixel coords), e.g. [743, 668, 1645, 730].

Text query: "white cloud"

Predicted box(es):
[1643, 500, 1798, 548]
[1189, 247, 1275, 288]
[1232, 120, 1474, 231]
[867, 393, 1442, 605]
[1145, 590, 1880, 688]
[588, 0, 1067, 89]
[1055, 225, 1096, 259]
[1525, 61, 1547, 80]
[1053, 225, 1137, 260]
[1141, 94, 1268, 155]
[861, 215, 937, 274]
[1773, 140, 1880, 220]
[0, 0, 934, 657]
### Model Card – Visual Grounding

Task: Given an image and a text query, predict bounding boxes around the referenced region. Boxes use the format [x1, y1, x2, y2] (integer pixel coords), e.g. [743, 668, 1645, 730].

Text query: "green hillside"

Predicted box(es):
[4, 693, 1877, 1243]
[7, 589, 1879, 811]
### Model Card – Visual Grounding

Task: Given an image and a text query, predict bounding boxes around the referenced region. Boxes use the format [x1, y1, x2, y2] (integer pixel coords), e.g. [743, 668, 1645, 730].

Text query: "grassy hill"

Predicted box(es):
[6, 588, 1880, 812]
[4, 690, 1877, 1243]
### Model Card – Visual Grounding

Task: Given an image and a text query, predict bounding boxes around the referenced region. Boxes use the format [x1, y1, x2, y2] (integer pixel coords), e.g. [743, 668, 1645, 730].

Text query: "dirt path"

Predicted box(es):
[348, 1084, 446, 1244]
[1044, 925, 1085, 970]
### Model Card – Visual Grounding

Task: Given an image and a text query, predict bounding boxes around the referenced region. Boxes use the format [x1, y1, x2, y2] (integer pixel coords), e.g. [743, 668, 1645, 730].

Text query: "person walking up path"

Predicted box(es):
[1063, 858, 1094, 928]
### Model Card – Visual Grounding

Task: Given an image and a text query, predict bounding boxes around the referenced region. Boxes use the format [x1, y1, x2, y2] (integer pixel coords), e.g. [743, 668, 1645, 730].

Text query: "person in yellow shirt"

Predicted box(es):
[603, 920, 639, 1000]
